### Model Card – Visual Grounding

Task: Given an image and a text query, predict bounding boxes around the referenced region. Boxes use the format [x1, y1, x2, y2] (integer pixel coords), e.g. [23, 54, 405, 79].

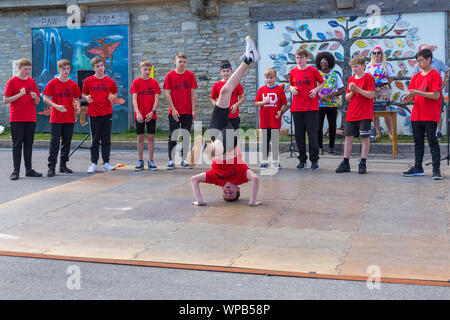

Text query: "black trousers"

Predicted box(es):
[412, 121, 441, 169]
[89, 114, 112, 164]
[48, 123, 74, 169]
[10, 121, 36, 173]
[168, 114, 193, 160]
[292, 110, 320, 162]
[318, 108, 338, 149]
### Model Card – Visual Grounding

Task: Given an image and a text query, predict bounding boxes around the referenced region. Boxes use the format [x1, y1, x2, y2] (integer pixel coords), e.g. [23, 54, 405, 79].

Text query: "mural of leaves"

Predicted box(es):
[265, 22, 275, 30]
[384, 39, 394, 49]
[406, 39, 415, 48]
[354, 40, 367, 48]
[308, 44, 317, 51]
[397, 70, 408, 77]
[325, 31, 334, 39]
[371, 28, 380, 36]
[385, 49, 392, 57]
[328, 20, 339, 27]
[361, 49, 370, 57]
[398, 61, 407, 70]
[337, 17, 347, 22]
[288, 53, 295, 61]
[317, 32, 327, 40]
[403, 50, 415, 57]
[381, 24, 390, 35]
[329, 42, 340, 50]
[391, 92, 401, 101]
[335, 30, 344, 39]
[319, 43, 329, 50]
[298, 24, 308, 32]
[283, 33, 292, 41]
[394, 29, 407, 35]
[283, 45, 293, 53]
[279, 40, 290, 47]
[351, 29, 362, 37]
[351, 51, 361, 58]
[395, 81, 405, 90]
[407, 60, 416, 68]
[361, 29, 372, 37]
[305, 29, 312, 40]
[334, 52, 343, 60]
[285, 26, 295, 33]
[395, 39, 405, 47]
[348, 16, 358, 22]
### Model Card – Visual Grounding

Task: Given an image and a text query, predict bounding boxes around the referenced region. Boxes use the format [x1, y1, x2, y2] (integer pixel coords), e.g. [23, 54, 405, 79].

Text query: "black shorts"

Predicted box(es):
[136, 119, 156, 135]
[344, 119, 371, 138]
[209, 105, 238, 153]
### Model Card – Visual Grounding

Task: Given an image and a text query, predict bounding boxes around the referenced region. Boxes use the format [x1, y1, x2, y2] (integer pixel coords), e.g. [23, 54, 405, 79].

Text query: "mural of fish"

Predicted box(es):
[88, 38, 121, 67]
[265, 22, 275, 29]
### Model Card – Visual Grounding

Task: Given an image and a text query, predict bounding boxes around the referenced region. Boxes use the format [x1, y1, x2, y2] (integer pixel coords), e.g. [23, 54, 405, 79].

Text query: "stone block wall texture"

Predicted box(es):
[0, 0, 448, 131]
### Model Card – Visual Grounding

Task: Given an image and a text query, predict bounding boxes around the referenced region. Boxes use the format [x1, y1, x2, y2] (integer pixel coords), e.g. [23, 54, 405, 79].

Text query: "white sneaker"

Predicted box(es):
[242, 36, 260, 65]
[103, 163, 115, 171]
[166, 160, 175, 170]
[87, 163, 97, 174]
[272, 161, 282, 170]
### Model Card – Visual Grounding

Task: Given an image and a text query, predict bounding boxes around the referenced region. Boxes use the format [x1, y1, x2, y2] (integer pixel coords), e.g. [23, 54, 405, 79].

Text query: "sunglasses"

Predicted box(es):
[372, 51, 382, 55]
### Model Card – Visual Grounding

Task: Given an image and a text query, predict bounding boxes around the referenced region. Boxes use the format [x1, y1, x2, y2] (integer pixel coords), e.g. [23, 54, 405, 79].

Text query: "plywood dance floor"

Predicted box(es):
[0, 164, 448, 286]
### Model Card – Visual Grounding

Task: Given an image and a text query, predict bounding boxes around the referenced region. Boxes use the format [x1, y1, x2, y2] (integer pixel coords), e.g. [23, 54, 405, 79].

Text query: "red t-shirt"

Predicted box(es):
[4, 76, 40, 122]
[82, 75, 118, 117]
[408, 69, 442, 122]
[204, 150, 249, 187]
[345, 73, 375, 121]
[130, 77, 161, 120]
[163, 70, 198, 115]
[210, 81, 244, 119]
[289, 66, 324, 111]
[43, 78, 81, 124]
[255, 85, 288, 129]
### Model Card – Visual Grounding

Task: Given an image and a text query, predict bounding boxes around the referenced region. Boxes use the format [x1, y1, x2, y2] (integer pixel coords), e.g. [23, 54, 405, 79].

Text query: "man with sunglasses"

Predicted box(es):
[401, 49, 443, 180]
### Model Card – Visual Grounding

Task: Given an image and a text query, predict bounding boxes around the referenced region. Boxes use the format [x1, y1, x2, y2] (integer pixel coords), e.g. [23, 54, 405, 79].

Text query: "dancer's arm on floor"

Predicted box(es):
[191, 172, 207, 206]
[246, 169, 262, 206]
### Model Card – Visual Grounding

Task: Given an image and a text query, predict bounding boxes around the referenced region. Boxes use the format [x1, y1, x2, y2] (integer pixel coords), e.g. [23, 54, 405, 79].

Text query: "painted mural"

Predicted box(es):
[32, 25, 129, 133]
[258, 12, 447, 135]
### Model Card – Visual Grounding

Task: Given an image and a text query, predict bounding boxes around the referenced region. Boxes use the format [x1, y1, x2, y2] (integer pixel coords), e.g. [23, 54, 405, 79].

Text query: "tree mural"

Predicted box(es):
[265, 13, 427, 133]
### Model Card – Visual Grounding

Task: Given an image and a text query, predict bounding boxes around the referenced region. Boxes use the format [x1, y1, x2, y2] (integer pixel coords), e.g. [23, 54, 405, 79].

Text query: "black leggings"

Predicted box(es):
[209, 105, 237, 153]
[318, 108, 337, 149]
[89, 114, 112, 164]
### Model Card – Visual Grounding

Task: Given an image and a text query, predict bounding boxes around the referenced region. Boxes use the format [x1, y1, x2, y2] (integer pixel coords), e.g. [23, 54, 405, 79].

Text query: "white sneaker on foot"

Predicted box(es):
[103, 163, 115, 171]
[242, 36, 260, 65]
[87, 163, 97, 174]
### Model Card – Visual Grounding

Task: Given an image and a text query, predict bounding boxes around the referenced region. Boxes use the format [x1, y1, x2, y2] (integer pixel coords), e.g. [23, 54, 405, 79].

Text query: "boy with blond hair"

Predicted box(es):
[43, 59, 81, 177]
[164, 52, 198, 170]
[255, 68, 288, 169]
[3, 58, 42, 180]
[131, 59, 161, 171]
[336, 56, 375, 174]
[82, 56, 118, 173]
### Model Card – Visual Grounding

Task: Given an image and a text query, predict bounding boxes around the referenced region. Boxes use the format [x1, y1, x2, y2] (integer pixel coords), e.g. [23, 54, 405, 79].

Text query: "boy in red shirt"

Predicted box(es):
[82, 57, 118, 174]
[43, 59, 81, 177]
[190, 36, 261, 206]
[289, 49, 325, 171]
[255, 68, 288, 169]
[130, 60, 161, 171]
[401, 49, 442, 180]
[210, 60, 245, 130]
[164, 52, 198, 170]
[3, 58, 42, 180]
[336, 56, 375, 174]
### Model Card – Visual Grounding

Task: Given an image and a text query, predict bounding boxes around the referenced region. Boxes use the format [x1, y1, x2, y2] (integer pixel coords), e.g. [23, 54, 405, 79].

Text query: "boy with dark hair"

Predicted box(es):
[164, 52, 198, 170]
[210, 60, 245, 130]
[3, 58, 42, 180]
[82, 56, 118, 173]
[255, 67, 288, 169]
[336, 56, 375, 174]
[401, 49, 443, 180]
[43, 59, 81, 177]
[289, 48, 325, 171]
[190, 36, 261, 206]
[131, 59, 161, 171]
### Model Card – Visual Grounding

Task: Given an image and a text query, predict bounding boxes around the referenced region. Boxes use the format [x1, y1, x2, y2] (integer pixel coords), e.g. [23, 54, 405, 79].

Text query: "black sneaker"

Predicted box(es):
[148, 160, 158, 171]
[260, 162, 269, 169]
[25, 169, 42, 177]
[9, 171, 19, 180]
[297, 160, 307, 171]
[311, 161, 319, 171]
[432, 167, 443, 180]
[134, 160, 144, 171]
[47, 168, 55, 177]
[59, 166, 73, 173]
[402, 167, 424, 177]
[437, 132, 444, 141]
[358, 161, 367, 174]
[336, 160, 351, 173]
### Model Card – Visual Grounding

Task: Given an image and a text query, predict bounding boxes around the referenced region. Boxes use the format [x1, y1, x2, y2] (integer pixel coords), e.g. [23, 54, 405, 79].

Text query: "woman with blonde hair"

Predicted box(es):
[365, 46, 394, 140]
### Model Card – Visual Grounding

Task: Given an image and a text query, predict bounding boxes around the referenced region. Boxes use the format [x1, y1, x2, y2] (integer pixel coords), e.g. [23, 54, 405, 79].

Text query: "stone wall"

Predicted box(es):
[0, 0, 449, 131]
